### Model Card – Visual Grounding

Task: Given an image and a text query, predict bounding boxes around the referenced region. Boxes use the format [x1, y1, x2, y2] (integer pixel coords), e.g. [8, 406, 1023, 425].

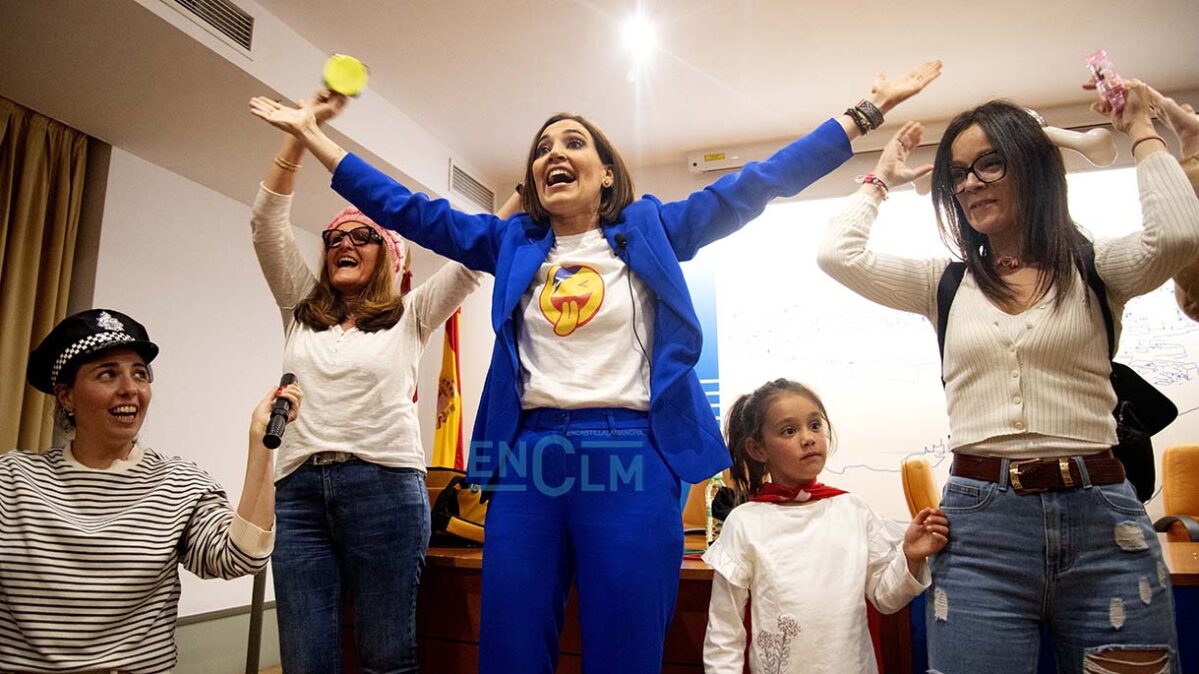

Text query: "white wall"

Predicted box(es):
[92, 147, 311, 616]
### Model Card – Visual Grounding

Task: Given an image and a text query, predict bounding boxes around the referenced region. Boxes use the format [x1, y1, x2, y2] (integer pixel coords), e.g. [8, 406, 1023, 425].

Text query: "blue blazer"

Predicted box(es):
[331, 119, 852, 484]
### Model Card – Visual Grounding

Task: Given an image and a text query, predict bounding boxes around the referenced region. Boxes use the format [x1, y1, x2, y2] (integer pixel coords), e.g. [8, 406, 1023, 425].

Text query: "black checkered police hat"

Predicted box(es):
[27, 309, 159, 393]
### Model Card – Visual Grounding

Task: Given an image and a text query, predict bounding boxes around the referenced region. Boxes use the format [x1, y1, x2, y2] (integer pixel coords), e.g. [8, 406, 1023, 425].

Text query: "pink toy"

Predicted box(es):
[1086, 49, 1126, 115]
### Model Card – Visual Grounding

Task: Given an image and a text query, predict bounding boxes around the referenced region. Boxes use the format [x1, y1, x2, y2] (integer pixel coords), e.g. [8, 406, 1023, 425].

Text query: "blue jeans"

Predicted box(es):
[477, 408, 683, 674]
[273, 459, 431, 674]
[927, 458, 1179, 674]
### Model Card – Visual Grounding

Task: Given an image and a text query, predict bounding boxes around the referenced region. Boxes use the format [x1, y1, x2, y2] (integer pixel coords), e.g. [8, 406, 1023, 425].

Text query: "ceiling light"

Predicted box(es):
[623, 13, 656, 65]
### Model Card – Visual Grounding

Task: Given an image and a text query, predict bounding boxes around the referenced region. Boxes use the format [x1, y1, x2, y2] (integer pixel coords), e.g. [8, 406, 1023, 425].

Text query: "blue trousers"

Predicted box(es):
[477, 408, 683, 674]
[927, 459, 1179, 674]
[272, 459, 431, 674]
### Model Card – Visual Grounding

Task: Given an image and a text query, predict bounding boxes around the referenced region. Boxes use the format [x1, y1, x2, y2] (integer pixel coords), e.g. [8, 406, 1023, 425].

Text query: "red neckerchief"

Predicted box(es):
[749, 480, 848, 503]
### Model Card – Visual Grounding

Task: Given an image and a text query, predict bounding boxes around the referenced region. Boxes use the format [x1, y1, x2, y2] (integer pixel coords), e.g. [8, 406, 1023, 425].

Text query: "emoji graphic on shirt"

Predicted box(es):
[539, 264, 605, 336]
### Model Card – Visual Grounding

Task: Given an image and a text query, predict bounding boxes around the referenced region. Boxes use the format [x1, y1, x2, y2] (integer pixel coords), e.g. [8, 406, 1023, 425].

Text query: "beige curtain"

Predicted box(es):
[0, 97, 89, 453]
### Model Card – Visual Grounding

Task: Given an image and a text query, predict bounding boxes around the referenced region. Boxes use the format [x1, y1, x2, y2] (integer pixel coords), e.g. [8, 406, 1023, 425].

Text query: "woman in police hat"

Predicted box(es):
[0, 308, 300, 673]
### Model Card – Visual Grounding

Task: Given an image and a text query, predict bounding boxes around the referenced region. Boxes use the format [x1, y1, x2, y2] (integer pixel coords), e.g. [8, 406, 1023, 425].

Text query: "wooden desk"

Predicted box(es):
[339, 534, 1199, 673]
[1160, 537, 1199, 587]
[415, 535, 912, 674]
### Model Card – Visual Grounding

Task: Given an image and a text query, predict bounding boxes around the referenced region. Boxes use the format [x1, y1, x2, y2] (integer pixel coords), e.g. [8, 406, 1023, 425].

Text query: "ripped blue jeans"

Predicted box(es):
[926, 460, 1179, 674]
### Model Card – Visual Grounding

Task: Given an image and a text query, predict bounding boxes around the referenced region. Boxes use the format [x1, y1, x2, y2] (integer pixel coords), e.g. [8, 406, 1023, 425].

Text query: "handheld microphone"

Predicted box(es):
[263, 373, 296, 450]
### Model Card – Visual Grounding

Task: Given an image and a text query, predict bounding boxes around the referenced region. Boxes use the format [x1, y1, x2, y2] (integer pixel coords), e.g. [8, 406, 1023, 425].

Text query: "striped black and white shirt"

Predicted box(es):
[0, 443, 273, 673]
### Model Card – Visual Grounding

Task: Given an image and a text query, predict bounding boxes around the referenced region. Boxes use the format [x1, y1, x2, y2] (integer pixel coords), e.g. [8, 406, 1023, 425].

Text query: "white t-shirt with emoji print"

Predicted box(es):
[518, 227, 654, 410]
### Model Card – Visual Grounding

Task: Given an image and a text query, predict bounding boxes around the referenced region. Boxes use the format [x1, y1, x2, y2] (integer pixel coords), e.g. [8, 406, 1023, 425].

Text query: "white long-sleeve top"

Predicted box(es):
[703, 495, 929, 674]
[250, 185, 482, 479]
[817, 152, 1199, 457]
[0, 443, 272, 673]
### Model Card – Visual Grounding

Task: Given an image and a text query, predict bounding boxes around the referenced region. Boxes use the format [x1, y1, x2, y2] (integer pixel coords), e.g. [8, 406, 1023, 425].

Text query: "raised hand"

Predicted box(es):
[310, 88, 349, 125]
[872, 121, 933, 187]
[1141, 82, 1199, 158]
[870, 61, 943, 114]
[1086, 78, 1153, 136]
[903, 507, 949, 562]
[249, 96, 318, 138]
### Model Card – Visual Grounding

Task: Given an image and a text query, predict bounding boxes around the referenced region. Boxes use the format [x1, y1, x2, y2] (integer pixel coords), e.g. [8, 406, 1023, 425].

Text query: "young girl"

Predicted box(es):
[703, 378, 948, 674]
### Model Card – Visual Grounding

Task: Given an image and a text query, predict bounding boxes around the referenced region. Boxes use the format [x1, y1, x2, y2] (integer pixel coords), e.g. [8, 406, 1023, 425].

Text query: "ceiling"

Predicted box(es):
[256, 0, 1199, 182]
[1, 0, 1196, 234]
[0, 0, 396, 232]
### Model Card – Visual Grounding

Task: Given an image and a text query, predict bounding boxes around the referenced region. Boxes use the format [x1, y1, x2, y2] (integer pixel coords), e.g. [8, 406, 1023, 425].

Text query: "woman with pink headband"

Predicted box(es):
[249, 89, 517, 671]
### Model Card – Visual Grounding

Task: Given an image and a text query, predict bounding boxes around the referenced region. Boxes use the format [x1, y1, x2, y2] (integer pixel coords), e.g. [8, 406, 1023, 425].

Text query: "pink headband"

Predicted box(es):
[326, 207, 406, 275]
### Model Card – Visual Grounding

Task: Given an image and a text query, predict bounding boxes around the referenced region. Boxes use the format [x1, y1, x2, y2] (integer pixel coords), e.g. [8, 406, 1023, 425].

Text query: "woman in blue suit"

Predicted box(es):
[250, 61, 938, 673]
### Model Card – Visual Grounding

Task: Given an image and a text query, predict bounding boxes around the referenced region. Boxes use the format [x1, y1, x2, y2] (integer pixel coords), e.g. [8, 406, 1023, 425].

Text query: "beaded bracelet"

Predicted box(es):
[856, 173, 889, 199]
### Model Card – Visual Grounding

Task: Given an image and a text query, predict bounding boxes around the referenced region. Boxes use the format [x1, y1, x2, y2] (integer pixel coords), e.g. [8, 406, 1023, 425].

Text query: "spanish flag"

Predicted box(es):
[432, 308, 465, 469]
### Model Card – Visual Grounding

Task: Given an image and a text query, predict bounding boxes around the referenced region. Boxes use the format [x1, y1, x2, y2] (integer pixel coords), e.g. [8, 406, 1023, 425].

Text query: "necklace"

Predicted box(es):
[995, 255, 1022, 271]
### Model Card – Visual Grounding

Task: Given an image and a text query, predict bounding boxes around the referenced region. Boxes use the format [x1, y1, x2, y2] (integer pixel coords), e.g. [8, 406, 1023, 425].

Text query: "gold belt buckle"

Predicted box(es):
[1008, 458, 1046, 495]
[1058, 457, 1075, 488]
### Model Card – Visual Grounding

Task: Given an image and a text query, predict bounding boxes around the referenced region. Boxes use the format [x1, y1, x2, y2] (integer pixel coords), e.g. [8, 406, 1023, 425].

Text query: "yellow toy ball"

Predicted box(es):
[323, 54, 369, 97]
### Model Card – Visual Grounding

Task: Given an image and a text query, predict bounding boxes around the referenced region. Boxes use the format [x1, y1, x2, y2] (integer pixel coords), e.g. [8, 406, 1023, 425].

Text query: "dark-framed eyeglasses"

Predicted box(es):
[949, 151, 1006, 194]
[322, 226, 384, 249]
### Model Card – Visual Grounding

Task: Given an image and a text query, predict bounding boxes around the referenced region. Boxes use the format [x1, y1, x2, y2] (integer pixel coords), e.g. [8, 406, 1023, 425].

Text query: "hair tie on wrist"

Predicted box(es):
[1130, 135, 1166, 155]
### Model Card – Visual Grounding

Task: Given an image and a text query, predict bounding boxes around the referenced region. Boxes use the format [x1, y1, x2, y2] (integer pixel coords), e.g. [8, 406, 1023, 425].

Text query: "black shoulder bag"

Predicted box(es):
[935, 248, 1177, 501]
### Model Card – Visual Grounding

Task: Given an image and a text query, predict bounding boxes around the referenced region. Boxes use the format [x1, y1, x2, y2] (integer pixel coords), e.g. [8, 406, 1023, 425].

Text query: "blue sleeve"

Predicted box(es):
[659, 118, 853, 261]
[331, 153, 501, 274]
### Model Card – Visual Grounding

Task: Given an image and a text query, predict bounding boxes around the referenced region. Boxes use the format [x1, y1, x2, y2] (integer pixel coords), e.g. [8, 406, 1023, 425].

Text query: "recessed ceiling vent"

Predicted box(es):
[449, 161, 496, 214]
[166, 0, 254, 51]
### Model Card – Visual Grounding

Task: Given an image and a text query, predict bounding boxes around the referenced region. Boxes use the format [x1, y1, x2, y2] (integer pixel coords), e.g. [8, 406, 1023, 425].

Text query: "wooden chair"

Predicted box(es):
[682, 481, 708, 534]
[1154, 444, 1199, 542]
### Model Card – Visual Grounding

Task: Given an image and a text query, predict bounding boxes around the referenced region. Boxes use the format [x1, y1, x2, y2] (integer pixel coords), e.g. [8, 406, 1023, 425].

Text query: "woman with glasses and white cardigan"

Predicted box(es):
[818, 83, 1198, 673]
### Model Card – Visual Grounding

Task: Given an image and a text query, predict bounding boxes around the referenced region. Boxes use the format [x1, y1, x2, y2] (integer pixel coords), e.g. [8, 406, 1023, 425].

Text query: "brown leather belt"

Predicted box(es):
[951, 450, 1125, 495]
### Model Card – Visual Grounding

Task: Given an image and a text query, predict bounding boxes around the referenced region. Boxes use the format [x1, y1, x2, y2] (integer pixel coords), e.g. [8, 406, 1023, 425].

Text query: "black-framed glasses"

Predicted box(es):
[322, 226, 384, 249]
[949, 151, 1006, 194]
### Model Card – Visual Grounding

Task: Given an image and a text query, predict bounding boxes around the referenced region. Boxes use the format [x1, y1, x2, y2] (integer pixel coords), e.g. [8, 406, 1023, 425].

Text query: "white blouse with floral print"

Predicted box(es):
[703, 494, 929, 674]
